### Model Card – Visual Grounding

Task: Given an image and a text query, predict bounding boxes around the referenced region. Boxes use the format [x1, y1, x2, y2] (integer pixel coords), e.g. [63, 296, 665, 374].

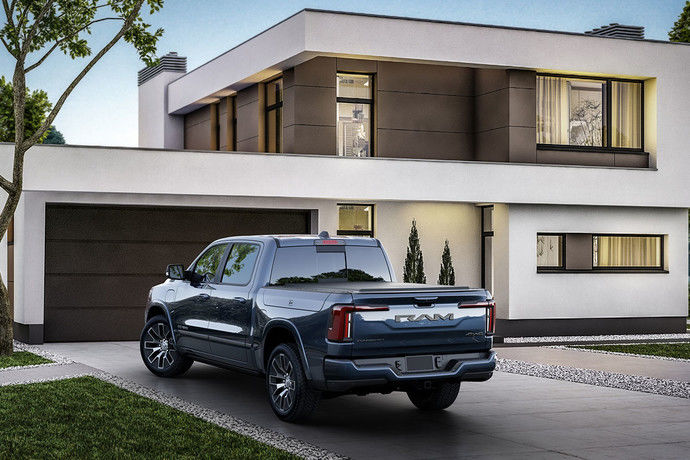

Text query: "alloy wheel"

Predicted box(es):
[143, 322, 176, 370]
[268, 352, 296, 413]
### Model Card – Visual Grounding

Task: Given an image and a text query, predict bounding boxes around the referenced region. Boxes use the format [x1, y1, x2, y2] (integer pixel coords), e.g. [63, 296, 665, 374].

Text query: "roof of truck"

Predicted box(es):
[213, 234, 381, 247]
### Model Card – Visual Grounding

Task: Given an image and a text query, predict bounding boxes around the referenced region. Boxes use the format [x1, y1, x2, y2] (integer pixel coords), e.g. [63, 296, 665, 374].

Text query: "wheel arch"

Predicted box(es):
[261, 320, 312, 380]
[145, 302, 176, 345]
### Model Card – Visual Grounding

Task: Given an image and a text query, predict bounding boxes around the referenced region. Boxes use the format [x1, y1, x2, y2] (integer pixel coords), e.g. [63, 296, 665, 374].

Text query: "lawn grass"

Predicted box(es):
[0, 376, 298, 459]
[0, 351, 52, 369]
[577, 342, 690, 360]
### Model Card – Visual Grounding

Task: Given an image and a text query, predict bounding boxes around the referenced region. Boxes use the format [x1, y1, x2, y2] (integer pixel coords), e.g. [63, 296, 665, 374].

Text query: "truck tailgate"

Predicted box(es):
[349, 289, 492, 356]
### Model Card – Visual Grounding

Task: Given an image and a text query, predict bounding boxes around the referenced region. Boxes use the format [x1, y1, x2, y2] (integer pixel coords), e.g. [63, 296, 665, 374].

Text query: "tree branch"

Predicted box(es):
[0, 36, 15, 58]
[0, 175, 15, 194]
[1, 0, 13, 25]
[19, 0, 55, 58]
[25, 17, 125, 72]
[23, 0, 147, 148]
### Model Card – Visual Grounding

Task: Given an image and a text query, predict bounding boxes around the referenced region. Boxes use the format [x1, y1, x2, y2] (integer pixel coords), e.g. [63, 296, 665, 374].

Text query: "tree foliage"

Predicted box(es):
[438, 239, 455, 285]
[43, 125, 64, 144]
[403, 219, 426, 284]
[669, 1, 690, 42]
[0, 0, 164, 355]
[0, 76, 51, 142]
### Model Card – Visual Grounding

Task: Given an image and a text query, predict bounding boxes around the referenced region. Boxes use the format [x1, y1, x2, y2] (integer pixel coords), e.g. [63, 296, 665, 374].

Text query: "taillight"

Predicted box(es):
[458, 300, 496, 336]
[327, 305, 389, 342]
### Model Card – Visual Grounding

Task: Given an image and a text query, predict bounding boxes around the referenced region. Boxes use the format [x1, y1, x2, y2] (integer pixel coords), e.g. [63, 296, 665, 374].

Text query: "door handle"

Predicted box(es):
[198, 293, 210, 301]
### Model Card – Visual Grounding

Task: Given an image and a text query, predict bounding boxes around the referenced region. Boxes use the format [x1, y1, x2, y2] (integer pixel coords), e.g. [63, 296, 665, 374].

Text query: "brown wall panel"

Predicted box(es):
[183, 105, 211, 150]
[336, 58, 377, 73]
[615, 153, 649, 168]
[537, 149, 615, 167]
[286, 56, 336, 88]
[565, 234, 593, 270]
[377, 129, 473, 160]
[377, 61, 474, 96]
[284, 85, 336, 128]
[377, 92, 473, 133]
[475, 127, 509, 162]
[290, 125, 336, 155]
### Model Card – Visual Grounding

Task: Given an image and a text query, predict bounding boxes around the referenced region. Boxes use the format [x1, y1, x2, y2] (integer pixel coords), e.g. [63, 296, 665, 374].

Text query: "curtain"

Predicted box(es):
[537, 235, 562, 267]
[611, 81, 642, 149]
[536, 76, 568, 144]
[594, 236, 660, 267]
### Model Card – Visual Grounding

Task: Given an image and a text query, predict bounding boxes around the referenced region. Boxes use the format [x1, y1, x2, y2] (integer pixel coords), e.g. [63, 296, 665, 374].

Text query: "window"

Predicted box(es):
[269, 246, 391, 285]
[265, 77, 282, 153]
[593, 235, 662, 269]
[337, 73, 373, 157]
[537, 75, 643, 150]
[221, 243, 260, 285]
[338, 204, 374, 237]
[193, 244, 228, 279]
[537, 234, 564, 268]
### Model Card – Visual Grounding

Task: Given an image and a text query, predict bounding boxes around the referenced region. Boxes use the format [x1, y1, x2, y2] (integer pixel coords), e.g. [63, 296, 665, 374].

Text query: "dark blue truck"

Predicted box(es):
[141, 233, 496, 422]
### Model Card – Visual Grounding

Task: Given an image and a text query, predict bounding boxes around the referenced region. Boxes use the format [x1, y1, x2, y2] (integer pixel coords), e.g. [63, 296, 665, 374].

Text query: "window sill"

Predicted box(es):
[537, 144, 648, 155]
[537, 268, 668, 274]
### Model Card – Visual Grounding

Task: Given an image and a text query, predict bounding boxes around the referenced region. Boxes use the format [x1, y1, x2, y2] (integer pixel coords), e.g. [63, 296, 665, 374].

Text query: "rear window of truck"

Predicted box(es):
[269, 246, 392, 285]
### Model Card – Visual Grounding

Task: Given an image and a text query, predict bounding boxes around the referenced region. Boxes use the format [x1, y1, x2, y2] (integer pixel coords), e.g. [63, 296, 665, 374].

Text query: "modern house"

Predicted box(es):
[3, 9, 688, 344]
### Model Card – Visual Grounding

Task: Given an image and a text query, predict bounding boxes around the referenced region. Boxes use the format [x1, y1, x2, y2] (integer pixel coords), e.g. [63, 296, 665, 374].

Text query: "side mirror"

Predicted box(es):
[166, 264, 186, 280]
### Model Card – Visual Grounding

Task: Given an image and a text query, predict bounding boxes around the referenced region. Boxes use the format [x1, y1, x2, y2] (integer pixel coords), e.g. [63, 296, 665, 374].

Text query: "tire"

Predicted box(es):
[140, 315, 193, 377]
[407, 381, 460, 411]
[265, 343, 320, 422]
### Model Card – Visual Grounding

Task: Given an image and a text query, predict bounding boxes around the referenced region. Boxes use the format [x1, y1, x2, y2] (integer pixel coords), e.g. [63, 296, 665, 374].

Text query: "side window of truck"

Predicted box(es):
[221, 243, 260, 285]
[193, 244, 228, 280]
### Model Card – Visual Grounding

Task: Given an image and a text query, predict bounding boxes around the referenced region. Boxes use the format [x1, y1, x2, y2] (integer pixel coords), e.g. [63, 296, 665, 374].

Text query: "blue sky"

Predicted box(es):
[1, 0, 686, 147]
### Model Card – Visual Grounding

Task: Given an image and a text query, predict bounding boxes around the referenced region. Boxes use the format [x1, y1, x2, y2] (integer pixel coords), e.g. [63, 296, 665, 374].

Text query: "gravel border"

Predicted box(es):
[495, 357, 690, 399]
[12, 340, 74, 365]
[503, 333, 690, 344]
[3, 343, 346, 460]
[551, 344, 690, 363]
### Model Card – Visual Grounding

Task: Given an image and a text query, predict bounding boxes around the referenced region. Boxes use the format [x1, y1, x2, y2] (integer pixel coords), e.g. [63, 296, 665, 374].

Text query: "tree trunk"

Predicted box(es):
[0, 270, 11, 355]
[0, 145, 24, 356]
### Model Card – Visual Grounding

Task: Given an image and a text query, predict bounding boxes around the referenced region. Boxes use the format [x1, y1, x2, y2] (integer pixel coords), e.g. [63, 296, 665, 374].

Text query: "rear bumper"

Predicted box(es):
[323, 351, 496, 392]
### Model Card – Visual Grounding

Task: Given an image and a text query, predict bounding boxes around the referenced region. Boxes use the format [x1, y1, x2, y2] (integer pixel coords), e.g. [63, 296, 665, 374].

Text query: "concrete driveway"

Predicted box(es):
[41, 342, 690, 459]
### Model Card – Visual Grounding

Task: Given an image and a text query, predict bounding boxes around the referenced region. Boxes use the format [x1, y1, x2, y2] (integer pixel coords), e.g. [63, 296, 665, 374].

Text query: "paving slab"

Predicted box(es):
[497, 346, 690, 382]
[38, 341, 690, 460]
[0, 362, 96, 386]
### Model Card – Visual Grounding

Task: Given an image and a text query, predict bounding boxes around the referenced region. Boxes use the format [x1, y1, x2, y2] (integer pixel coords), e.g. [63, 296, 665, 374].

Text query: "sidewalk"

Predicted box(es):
[497, 346, 690, 382]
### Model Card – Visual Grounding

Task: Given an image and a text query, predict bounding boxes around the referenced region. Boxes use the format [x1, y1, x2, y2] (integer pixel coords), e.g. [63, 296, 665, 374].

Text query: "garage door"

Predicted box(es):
[44, 204, 312, 342]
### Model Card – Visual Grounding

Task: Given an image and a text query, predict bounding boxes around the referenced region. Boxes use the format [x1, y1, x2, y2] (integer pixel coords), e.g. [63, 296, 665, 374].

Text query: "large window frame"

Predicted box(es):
[336, 72, 375, 157]
[537, 73, 644, 154]
[592, 233, 664, 271]
[536, 233, 566, 270]
[337, 203, 375, 237]
[264, 76, 283, 153]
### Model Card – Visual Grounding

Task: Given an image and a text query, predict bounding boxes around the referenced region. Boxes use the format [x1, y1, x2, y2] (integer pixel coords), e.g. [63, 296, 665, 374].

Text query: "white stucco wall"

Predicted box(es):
[138, 72, 185, 149]
[1, 144, 688, 210]
[506, 205, 688, 319]
[375, 202, 480, 286]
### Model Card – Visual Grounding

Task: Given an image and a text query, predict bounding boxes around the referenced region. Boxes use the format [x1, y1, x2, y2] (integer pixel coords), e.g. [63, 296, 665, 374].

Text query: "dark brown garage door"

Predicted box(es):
[44, 204, 312, 342]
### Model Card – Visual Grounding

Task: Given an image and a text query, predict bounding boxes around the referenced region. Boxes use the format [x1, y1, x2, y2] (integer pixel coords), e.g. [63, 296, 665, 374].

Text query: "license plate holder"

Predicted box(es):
[406, 355, 435, 373]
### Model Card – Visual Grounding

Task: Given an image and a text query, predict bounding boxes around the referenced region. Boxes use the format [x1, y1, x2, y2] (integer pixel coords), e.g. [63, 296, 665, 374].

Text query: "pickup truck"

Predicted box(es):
[140, 233, 496, 422]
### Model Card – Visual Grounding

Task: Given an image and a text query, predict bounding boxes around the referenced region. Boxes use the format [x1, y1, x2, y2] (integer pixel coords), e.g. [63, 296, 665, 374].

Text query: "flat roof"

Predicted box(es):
[164, 8, 689, 114]
[179, 8, 685, 85]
